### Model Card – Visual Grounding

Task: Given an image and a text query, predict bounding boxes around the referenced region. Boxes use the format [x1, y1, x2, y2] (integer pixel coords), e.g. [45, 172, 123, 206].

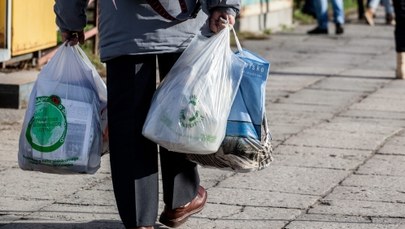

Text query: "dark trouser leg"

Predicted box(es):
[157, 53, 200, 209]
[358, 0, 365, 19]
[394, 0, 405, 52]
[106, 55, 159, 228]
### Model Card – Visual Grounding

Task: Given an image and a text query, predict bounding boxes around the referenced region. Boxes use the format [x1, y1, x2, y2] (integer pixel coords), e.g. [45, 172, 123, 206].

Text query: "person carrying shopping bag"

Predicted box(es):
[54, 0, 240, 228]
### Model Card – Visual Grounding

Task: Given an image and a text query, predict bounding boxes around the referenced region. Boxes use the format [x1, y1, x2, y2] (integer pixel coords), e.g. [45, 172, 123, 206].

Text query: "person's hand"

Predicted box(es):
[209, 10, 235, 34]
[61, 31, 85, 46]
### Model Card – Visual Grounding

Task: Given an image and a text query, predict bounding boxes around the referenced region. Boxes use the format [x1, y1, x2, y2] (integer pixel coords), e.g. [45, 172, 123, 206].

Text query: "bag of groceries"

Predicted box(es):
[142, 26, 246, 154]
[18, 44, 107, 174]
[187, 28, 273, 172]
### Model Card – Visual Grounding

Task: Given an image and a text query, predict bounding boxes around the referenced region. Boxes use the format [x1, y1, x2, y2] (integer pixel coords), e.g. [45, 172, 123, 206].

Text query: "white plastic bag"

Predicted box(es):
[187, 28, 273, 172]
[18, 44, 107, 174]
[142, 27, 246, 154]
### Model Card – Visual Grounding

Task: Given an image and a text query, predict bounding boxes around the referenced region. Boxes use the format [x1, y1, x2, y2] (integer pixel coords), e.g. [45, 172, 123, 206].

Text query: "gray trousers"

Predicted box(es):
[106, 54, 200, 228]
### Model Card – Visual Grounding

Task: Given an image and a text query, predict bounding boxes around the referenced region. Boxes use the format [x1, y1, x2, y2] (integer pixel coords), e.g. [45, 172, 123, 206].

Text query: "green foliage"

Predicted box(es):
[263, 29, 272, 35]
[293, 9, 316, 24]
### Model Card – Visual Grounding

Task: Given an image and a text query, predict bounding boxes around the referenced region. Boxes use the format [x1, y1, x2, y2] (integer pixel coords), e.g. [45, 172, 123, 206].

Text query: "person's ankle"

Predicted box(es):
[397, 52, 405, 79]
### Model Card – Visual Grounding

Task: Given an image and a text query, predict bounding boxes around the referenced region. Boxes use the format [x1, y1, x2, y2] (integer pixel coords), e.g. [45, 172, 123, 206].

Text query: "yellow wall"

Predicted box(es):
[0, 0, 6, 48]
[11, 0, 57, 56]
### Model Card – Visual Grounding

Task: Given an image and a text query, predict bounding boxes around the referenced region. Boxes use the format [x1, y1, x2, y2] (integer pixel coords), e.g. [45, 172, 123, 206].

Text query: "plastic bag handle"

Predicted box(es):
[220, 17, 243, 54]
[74, 45, 95, 70]
[230, 25, 244, 56]
[71, 45, 108, 106]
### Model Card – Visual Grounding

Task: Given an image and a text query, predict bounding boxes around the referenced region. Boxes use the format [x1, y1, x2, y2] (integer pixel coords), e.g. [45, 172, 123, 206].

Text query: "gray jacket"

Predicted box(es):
[54, 0, 240, 61]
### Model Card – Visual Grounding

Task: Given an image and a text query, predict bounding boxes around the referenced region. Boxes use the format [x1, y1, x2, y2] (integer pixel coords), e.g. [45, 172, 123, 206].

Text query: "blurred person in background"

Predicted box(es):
[302, 0, 317, 18]
[364, 0, 395, 26]
[393, 0, 405, 78]
[307, 0, 345, 35]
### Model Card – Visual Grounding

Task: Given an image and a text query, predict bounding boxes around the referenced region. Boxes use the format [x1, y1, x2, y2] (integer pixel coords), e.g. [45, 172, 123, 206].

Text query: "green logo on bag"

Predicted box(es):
[26, 95, 67, 152]
[179, 95, 203, 128]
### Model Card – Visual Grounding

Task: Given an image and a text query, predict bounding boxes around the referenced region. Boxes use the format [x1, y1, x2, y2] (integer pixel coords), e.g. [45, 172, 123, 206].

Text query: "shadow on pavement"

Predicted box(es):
[0, 221, 174, 229]
[0, 220, 124, 229]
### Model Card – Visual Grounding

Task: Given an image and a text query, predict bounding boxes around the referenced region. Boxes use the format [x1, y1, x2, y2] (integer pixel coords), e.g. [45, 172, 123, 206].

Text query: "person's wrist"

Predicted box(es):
[61, 30, 85, 46]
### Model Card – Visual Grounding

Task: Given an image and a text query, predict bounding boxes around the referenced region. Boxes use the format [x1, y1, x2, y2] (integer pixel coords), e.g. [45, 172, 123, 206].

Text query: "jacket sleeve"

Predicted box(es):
[54, 0, 89, 32]
[206, 0, 241, 15]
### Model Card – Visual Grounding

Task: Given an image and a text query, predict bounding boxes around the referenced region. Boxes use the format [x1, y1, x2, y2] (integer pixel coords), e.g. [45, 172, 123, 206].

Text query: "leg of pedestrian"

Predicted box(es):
[332, 0, 345, 34]
[307, 0, 329, 34]
[393, 0, 405, 78]
[364, 0, 379, 25]
[382, 0, 395, 25]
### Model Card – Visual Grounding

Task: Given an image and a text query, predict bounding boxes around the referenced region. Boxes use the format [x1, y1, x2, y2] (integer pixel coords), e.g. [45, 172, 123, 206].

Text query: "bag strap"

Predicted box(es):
[145, 0, 201, 21]
[230, 24, 244, 55]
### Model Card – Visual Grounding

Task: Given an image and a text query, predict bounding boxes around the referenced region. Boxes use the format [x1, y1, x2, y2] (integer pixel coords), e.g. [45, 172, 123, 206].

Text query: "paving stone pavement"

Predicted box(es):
[1, 12, 405, 229]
